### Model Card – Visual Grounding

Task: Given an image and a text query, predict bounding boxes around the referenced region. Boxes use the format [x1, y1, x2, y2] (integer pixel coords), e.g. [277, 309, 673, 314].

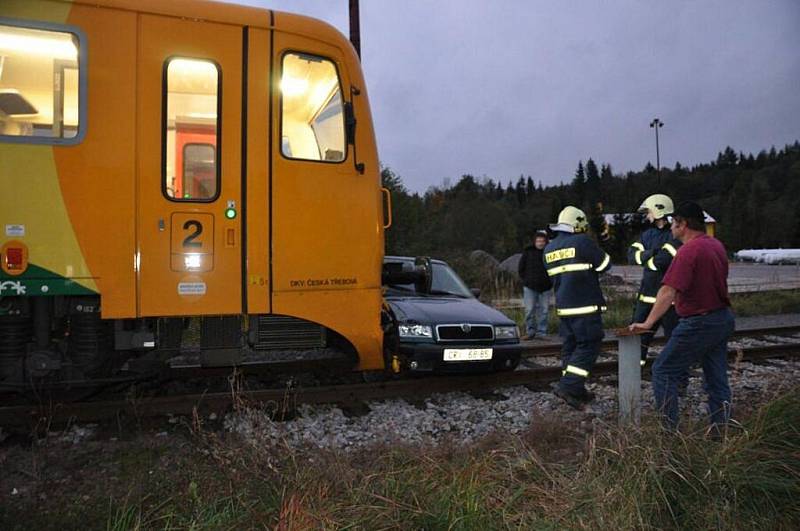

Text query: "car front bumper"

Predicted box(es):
[396, 342, 521, 373]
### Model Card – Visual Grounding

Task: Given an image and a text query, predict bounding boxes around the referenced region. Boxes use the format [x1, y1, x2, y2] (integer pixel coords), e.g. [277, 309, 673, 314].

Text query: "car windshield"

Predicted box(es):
[386, 260, 473, 298]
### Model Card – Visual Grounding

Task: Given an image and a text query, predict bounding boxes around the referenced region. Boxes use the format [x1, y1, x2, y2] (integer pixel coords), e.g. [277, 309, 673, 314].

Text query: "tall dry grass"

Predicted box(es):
[96, 387, 800, 529]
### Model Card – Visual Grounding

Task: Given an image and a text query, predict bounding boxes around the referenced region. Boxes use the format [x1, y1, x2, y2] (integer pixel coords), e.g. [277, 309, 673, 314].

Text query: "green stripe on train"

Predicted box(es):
[0, 264, 97, 296]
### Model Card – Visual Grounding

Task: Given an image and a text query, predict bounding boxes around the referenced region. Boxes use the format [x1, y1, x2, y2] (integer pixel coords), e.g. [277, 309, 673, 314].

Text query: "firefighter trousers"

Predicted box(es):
[557, 313, 604, 395]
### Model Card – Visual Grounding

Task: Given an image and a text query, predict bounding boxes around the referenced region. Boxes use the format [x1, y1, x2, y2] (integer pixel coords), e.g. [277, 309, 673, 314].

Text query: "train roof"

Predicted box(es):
[59, 0, 352, 51]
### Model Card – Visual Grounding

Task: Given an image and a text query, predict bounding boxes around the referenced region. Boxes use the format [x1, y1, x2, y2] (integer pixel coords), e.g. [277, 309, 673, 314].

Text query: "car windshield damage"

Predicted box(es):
[386, 261, 472, 298]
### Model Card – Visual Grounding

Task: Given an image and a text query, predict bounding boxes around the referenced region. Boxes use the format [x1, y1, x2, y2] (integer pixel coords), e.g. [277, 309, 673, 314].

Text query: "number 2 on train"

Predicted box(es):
[182, 220, 203, 248]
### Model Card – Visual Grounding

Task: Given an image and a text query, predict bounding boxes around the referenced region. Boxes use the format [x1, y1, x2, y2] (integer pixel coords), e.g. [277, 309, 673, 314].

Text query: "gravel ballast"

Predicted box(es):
[225, 336, 800, 451]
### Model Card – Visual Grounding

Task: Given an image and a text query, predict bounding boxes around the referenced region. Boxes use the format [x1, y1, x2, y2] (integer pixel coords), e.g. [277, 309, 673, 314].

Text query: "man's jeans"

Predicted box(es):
[523, 287, 551, 336]
[652, 307, 735, 429]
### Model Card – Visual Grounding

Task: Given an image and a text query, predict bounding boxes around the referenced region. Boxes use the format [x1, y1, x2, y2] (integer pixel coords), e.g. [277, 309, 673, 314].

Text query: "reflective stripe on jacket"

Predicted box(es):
[544, 231, 611, 316]
[627, 226, 681, 300]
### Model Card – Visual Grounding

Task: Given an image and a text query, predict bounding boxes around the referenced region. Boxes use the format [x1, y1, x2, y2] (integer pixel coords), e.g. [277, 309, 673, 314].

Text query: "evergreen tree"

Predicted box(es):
[585, 158, 600, 208]
[717, 146, 737, 167]
[572, 161, 586, 205]
[526, 176, 535, 197]
[381, 166, 406, 193]
[453, 174, 478, 197]
[515, 176, 526, 205]
[600, 163, 613, 184]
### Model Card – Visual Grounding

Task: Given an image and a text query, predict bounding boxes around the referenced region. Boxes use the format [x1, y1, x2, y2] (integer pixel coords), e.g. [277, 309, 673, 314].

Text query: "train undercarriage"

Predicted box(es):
[0, 295, 360, 392]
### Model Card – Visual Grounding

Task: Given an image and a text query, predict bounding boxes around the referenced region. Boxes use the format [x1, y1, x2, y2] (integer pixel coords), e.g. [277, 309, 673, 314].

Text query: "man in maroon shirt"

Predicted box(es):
[630, 201, 735, 432]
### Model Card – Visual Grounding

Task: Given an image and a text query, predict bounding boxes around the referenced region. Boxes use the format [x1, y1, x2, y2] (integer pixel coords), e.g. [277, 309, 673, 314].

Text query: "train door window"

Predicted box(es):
[163, 58, 220, 201]
[280, 52, 345, 162]
[0, 21, 85, 144]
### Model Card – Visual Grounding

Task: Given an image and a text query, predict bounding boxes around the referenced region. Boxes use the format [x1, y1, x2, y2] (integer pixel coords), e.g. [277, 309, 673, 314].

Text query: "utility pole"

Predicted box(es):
[650, 118, 663, 186]
[349, 0, 361, 59]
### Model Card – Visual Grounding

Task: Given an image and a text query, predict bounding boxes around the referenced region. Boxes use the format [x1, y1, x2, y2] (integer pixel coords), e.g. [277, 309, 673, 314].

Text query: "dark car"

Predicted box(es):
[383, 256, 521, 373]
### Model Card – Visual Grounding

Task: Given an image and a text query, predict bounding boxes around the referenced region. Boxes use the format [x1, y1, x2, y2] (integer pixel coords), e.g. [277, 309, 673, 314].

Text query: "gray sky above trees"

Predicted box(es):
[234, 0, 800, 192]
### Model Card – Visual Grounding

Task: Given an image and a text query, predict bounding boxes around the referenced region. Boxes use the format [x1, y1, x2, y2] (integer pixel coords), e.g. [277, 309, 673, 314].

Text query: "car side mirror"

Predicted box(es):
[470, 288, 481, 298]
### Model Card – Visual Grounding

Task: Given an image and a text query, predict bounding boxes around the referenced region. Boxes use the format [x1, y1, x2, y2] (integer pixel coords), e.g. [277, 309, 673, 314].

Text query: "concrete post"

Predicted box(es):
[613, 328, 647, 426]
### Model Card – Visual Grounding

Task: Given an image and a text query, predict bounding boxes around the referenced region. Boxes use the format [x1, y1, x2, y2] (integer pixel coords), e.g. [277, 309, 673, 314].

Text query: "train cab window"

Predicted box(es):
[281, 52, 345, 162]
[0, 22, 83, 143]
[163, 58, 220, 201]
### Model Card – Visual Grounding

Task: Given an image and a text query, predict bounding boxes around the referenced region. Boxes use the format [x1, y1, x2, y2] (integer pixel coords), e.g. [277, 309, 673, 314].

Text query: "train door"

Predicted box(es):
[136, 15, 243, 317]
[269, 29, 384, 367]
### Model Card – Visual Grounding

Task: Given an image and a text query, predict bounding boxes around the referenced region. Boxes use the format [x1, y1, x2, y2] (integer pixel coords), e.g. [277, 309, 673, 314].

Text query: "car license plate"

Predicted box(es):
[443, 348, 493, 361]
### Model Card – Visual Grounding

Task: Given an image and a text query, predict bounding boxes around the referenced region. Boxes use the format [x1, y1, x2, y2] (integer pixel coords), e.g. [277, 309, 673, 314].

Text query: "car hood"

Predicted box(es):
[386, 296, 515, 326]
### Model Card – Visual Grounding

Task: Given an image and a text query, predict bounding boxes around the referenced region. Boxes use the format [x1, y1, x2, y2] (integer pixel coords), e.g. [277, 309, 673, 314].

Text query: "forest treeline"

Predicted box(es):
[382, 140, 800, 265]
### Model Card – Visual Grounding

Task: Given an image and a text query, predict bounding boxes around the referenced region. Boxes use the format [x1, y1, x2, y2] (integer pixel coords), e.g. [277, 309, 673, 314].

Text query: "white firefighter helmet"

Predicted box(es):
[638, 194, 674, 220]
[549, 206, 589, 233]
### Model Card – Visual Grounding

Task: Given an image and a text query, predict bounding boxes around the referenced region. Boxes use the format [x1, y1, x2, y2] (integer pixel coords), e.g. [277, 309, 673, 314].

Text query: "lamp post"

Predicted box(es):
[649, 118, 663, 186]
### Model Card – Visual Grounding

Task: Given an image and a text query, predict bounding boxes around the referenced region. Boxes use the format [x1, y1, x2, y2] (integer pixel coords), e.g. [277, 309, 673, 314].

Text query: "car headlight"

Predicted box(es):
[494, 325, 519, 339]
[398, 324, 433, 338]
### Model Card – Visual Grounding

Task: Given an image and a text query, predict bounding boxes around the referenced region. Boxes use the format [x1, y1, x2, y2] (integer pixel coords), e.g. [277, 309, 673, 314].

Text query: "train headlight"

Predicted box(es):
[184, 253, 202, 270]
[494, 325, 519, 339]
[398, 323, 433, 338]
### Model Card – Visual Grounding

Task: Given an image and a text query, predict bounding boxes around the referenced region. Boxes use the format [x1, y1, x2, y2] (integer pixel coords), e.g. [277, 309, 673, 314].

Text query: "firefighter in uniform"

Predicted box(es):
[545, 206, 612, 408]
[628, 194, 682, 364]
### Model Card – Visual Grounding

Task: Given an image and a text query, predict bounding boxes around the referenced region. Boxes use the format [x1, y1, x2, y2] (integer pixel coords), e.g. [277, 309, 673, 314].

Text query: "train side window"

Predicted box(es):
[280, 52, 345, 162]
[163, 58, 220, 201]
[0, 21, 85, 144]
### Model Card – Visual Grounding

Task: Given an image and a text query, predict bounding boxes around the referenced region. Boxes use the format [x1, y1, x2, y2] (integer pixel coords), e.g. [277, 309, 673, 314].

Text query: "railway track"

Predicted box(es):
[1, 337, 799, 427]
[520, 323, 800, 357]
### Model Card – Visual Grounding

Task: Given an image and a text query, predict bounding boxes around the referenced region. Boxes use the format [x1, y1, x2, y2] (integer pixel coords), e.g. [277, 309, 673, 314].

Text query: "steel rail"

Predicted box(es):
[1, 342, 799, 427]
[521, 324, 800, 358]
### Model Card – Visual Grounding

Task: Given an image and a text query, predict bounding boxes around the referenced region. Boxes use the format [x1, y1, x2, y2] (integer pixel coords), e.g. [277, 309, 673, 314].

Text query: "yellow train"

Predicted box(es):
[0, 0, 388, 383]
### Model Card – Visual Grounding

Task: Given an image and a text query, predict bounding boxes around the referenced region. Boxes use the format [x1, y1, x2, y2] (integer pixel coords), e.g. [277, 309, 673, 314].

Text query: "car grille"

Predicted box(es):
[436, 324, 493, 342]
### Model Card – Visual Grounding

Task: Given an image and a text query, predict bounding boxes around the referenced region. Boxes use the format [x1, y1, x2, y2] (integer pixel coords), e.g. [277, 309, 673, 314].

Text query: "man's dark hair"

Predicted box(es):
[534, 230, 548, 240]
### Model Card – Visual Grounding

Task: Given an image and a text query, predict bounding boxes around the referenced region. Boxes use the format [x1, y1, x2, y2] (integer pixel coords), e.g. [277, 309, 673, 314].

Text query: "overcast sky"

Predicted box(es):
[233, 0, 800, 192]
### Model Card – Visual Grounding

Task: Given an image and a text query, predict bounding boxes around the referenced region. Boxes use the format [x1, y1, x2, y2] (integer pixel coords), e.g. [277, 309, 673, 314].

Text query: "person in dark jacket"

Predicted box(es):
[545, 206, 612, 408]
[518, 230, 553, 339]
[628, 194, 682, 364]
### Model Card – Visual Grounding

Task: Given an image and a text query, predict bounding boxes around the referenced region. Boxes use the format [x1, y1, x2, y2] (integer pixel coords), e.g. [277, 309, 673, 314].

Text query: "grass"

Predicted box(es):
[502, 288, 800, 334]
[730, 289, 800, 317]
[3, 387, 795, 529]
[565, 389, 800, 529]
[502, 291, 639, 334]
